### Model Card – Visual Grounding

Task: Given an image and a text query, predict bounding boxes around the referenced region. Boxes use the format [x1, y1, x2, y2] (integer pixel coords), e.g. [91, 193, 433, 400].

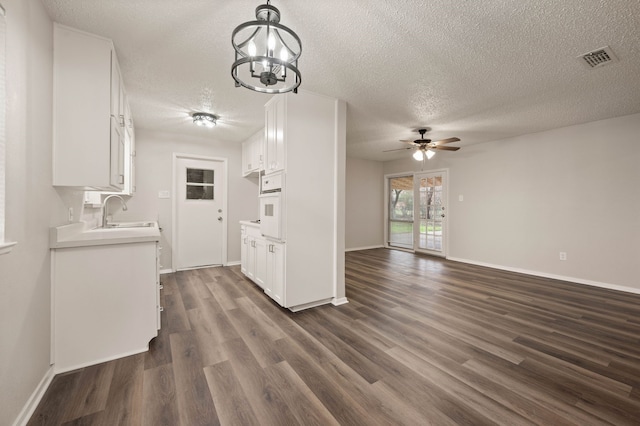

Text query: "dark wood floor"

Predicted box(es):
[29, 248, 640, 425]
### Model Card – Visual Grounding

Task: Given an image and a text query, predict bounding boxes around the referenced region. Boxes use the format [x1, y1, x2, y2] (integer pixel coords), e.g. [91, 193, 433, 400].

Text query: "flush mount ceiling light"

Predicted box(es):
[231, 0, 301, 94]
[192, 112, 217, 128]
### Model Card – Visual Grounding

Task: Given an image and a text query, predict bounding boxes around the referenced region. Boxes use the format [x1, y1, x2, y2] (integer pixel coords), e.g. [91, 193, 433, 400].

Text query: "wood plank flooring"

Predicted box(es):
[28, 248, 640, 425]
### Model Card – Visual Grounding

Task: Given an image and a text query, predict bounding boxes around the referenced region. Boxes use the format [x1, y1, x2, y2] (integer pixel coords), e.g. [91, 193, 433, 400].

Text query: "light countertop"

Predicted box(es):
[50, 221, 161, 249]
[239, 220, 260, 228]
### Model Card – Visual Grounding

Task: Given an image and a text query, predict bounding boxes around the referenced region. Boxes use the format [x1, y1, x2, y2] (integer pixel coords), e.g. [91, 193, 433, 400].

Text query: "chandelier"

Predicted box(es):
[231, 0, 301, 94]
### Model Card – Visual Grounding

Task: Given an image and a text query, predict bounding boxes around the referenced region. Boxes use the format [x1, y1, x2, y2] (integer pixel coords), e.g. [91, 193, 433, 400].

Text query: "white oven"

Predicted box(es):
[259, 192, 282, 240]
[259, 171, 284, 241]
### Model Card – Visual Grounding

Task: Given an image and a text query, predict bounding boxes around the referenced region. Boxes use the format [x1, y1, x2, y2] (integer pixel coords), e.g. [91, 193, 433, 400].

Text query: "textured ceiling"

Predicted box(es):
[41, 0, 640, 161]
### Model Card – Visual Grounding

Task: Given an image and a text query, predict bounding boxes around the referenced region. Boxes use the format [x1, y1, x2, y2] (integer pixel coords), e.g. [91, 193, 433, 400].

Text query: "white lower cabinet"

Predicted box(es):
[265, 241, 285, 306]
[240, 223, 286, 307]
[51, 242, 158, 372]
[242, 224, 267, 289]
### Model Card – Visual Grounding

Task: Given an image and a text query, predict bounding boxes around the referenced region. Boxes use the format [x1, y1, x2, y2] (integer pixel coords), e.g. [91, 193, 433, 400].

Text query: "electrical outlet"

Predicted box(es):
[559, 251, 567, 261]
[68, 207, 74, 222]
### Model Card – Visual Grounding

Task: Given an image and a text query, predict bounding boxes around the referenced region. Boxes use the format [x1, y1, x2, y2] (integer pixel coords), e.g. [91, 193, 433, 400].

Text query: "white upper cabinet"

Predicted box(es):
[53, 24, 132, 191]
[264, 96, 285, 174]
[241, 129, 264, 177]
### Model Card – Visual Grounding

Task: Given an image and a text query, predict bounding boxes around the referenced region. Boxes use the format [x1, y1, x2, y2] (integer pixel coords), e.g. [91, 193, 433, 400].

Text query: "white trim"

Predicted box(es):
[384, 244, 415, 254]
[11, 366, 55, 426]
[0, 240, 16, 255]
[226, 260, 241, 266]
[447, 256, 640, 296]
[172, 153, 228, 271]
[345, 245, 384, 252]
[331, 297, 349, 306]
[159, 268, 173, 275]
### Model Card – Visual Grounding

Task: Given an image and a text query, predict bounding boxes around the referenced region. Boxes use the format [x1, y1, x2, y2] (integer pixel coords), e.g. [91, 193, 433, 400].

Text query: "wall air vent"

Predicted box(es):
[578, 46, 618, 69]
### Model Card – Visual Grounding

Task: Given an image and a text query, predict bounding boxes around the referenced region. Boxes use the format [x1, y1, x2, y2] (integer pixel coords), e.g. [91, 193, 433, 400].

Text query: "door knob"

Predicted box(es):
[218, 217, 223, 221]
[441, 214, 445, 218]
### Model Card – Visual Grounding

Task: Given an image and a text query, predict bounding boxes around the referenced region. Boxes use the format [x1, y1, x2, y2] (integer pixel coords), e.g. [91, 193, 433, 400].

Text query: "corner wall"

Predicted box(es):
[383, 113, 640, 291]
[0, 1, 69, 424]
[345, 157, 384, 250]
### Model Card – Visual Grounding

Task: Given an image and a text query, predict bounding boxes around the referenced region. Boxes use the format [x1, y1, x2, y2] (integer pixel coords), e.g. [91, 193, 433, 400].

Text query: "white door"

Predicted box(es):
[175, 157, 226, 270]
[414, 170, 447, 256]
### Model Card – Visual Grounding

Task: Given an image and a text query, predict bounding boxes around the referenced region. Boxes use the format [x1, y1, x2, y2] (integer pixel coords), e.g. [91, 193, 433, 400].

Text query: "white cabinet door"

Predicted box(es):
[265, 97, 285, 173]
[240, 227, 248, 275]
[254, 237, 268, 289]
[242, 130, 264, 177]
[265, 241, 285, 306]
[109, 116, 125, 190]
[53, 24, 130, 190]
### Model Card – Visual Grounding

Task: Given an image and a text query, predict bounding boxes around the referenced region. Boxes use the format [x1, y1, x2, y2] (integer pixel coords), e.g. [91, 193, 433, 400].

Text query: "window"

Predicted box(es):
[186, 168, 215, 200]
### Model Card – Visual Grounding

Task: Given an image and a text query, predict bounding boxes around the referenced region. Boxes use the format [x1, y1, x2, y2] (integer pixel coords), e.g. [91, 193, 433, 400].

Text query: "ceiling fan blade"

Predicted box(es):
[399, 139, 418, 144]
[383, 147, 415, 152]
[433, 146, 460, 151]
[432, 137, 460, 145]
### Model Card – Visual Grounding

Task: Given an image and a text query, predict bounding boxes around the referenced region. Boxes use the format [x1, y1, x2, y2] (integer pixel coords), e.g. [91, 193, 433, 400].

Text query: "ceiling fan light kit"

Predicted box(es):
[231, 0, 302, 94]
[383, 128, 461, 160]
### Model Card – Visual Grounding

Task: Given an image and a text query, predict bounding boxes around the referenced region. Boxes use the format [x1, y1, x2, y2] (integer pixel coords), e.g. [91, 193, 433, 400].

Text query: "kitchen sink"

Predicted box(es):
[104, 221, 156, 229]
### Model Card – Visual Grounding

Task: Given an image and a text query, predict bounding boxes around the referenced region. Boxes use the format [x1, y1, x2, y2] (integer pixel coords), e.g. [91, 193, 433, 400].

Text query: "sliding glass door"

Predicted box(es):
[386, 171, 448, 256]
[388, 175, 414, 249]
[415, 171, 447, 256]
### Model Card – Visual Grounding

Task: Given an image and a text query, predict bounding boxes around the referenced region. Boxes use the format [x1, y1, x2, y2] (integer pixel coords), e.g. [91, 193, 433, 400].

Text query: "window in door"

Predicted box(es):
[388, 175, 414, 249]
[416, 171, 446, 255]
[186, 168, 215, 200]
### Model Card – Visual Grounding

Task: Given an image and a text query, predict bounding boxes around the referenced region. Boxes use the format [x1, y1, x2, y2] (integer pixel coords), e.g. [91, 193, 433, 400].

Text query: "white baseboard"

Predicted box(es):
[447, 257, 640, 296]
[332, 297, 349, 306]
[12, 366, 55, 426]
[345, 245, 384, 252]
[159, 268, 173, 275]
[225, 261, 241, 266]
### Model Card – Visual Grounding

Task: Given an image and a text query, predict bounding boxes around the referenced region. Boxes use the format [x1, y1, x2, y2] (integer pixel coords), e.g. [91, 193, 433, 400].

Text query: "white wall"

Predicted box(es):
[345, 157, 384, 250]
[0, 1, 75, 424]
[118, 129, 259, 269]
[383, 113, 640, 291]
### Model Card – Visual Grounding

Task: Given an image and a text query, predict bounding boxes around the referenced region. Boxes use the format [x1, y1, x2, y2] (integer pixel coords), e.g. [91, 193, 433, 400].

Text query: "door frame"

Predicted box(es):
[413, 168, 449, 258]
[384, 172, 416, 253]
[171, 153, 228, 271]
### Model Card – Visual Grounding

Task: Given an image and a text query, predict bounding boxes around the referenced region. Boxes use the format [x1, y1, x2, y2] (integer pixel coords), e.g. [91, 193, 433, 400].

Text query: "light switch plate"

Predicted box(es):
[158, 190, 170, 199]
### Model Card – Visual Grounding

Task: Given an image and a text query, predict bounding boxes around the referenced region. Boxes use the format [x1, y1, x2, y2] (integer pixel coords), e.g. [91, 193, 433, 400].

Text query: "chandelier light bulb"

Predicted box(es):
[280, 47, 288, 62]
[268, 33, 276, 51]
[248, 40, 257, 57]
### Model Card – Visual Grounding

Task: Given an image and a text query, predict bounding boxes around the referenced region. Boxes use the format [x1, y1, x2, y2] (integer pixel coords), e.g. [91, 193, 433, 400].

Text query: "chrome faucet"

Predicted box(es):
[102, 194, 128, 228]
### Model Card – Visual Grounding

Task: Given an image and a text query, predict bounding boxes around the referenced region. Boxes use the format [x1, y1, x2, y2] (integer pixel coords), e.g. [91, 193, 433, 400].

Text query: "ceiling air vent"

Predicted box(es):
[578, 46, 618, 69]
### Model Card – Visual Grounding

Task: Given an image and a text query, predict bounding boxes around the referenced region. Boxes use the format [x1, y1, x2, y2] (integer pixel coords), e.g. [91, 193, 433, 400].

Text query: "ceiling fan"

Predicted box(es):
[384, 128, 461, 160]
